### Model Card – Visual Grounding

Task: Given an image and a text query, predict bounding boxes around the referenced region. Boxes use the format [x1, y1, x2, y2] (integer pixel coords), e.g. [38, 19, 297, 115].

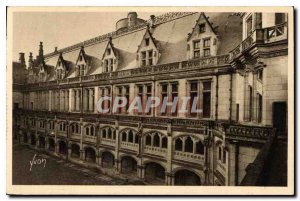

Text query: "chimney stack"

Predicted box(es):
[28, 52, 33, 68]
[38, 41, 44, 64]
[127, 12, 137, 27]
[55, 47, 58, 52]
[150, 15, 156, 27]
[19, 52, 25, 65]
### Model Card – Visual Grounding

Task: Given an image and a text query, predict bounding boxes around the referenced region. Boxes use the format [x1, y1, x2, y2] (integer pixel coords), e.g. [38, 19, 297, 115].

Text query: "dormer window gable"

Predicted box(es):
[137, 28, 159, 67]
[101, 38, 118, 73]
[187, 13, 219, 60]
[75, 47, 90, 77]
[55, 53, 69, 80]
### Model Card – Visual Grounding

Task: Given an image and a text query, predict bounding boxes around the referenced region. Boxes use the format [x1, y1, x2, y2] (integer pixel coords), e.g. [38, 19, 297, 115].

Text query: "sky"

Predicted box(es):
[12, 11, 164, 62]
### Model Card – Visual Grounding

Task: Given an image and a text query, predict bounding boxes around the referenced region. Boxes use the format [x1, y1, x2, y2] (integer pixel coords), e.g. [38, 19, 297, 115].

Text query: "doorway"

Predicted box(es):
[273, 102, 287, 133]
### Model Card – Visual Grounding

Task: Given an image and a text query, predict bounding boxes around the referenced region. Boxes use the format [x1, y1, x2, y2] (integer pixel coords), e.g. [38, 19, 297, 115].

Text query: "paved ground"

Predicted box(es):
[12, 144, 143, 185]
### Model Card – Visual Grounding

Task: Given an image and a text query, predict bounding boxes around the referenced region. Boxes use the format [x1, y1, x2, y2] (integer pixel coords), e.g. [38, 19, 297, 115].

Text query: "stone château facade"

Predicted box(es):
[12, 12, 288, 186]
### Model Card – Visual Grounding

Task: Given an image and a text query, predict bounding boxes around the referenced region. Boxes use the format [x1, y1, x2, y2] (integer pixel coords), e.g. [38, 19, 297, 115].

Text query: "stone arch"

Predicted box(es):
[99, 149, 115, 158]
[184, 136, 194, 153]
[70, 122, 81, 134]
[144, 161, 166, 185]
[101, 151, 115, 168]
[84, 123, 96, 136]
[120, 155, 137, 174]
[85, 146, 96, 163]
[119, 127, 138, 134]
[145, 135, 151, 145]
[119, 128, 138, 143]
[30, 133, 36, 146]
[100, 126, 116, 139]
[58, 140, 67, 155]
[175, 138, 183, 151]
[57, 121, 66, 132]
[195, 140, 204, 154]
[153, 133, 160, 147]
[70, 143, 80, 158]
[173, 134, 203, 154]
[38, 136, 46, 148]
[173, 168, 202, 186]
[48, 138, 55, 152]
[143, 130, 168, 149]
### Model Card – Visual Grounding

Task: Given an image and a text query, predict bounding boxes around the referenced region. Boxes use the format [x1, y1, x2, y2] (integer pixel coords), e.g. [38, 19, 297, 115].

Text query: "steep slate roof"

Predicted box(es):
[42, 12, 242, 79]
[206, 12, 243, 55]
[111, 29, 146, 70]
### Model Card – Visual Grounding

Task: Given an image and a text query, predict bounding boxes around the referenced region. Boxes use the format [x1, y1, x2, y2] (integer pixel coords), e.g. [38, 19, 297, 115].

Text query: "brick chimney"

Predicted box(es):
[38, 41, 44, 64]
[19, 52, 25, 66]
[150, 15, 156, 27]
[28, 52, 33, 69]
[128, 12, 138, 27]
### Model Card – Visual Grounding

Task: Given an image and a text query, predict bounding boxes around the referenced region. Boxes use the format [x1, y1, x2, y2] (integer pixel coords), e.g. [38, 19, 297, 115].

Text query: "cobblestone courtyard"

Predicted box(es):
[12, 144, 143, 185]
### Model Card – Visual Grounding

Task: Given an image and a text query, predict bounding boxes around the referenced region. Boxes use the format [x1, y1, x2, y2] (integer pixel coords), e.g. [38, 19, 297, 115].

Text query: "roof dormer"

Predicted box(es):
[75, 46, 90, 77]
[55, 53, 69, 80]
[187, 13, 219, 60]
[101, 37, 119, 73]
[136, 27, 160, 67]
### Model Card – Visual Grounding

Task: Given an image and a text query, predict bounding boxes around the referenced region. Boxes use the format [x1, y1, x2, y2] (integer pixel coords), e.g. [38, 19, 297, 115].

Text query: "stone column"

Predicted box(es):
[45, 137, 49, 150]
[98, 151, 102, 167]
[34, 117, 38, 149]
[80, 149, 84, 161]
[55, 141, 59, 154]
[137, 165, 145, 179]
[178, 79, 186, 118]
[165, 172, 174, 185]
[252, 72, 258, 122]
[54, 118, 58, 154]
[69, 89, 73, 112]
[67, 144, 72, 160]
[115, 120, 120, 170]
[49, 90, 52, 111]
[166, 123, 173, 184]
[94, 86, 99, 113]
[80, 119, 84, 160]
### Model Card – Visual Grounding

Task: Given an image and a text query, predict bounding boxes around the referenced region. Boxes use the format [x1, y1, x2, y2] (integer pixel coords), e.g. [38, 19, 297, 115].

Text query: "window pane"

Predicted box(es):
[199, 24, 206, 33]
[203, 82, 211, 90]
[204, 39, 210, 47]
[194, 50, 200, 58]
[203, 92, 211, 118]
[171, 83, 178, 92]
[204, 49, 210, 57]
[141, 51, 146, 59]
[193, 41, 200, 49]
[161, 84, 168, 93]
[190, 82, 198, 91]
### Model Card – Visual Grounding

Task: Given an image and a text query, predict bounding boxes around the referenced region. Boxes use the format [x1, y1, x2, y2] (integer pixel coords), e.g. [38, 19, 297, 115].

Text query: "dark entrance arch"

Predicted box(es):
[58, 141, 67, 155]
[145, 162, 165, 184]
[48, 138, 55, 152]
[23, 132, 28, 143]
[121, 156, 137, 174]
[71, 144, 80, 158]
[174, 169, 201, 186]
[38, 136, 45, 148]
[85, 147, 96, 163]
[101, 151, 115, 168]
[30, 134, 36, 146]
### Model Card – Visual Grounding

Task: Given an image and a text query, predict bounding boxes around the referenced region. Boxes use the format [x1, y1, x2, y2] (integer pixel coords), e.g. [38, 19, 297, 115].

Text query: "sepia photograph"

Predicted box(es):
[6, 6, 294, 195]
